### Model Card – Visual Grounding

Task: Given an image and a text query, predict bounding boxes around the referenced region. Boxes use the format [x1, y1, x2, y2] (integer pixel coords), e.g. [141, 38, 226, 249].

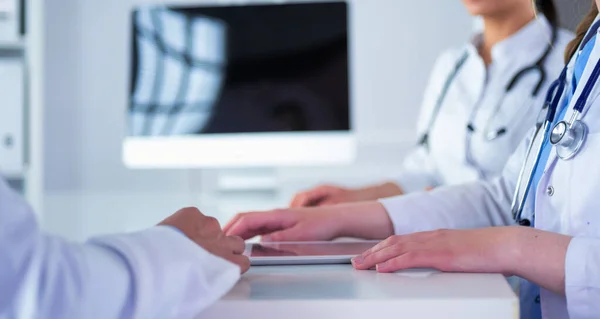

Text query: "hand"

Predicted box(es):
[159, 207, 250, 274]
[223, 207, 343, 241]
[224, 201, 394, 242]
[290, 185, 359, 207]
[290, 183, 403, 208]
[352, 227, 521, 275]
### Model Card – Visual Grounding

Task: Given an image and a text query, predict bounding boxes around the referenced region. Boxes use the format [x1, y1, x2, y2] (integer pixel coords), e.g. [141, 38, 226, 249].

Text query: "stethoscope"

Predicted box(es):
[511, 23, 600, 226]
[419, 27, 558, 177]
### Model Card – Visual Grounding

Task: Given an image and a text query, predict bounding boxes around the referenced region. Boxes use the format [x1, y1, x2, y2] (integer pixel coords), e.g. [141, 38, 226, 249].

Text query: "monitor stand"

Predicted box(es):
[191, 168, 285, 224]
[215, 168, 279, 193]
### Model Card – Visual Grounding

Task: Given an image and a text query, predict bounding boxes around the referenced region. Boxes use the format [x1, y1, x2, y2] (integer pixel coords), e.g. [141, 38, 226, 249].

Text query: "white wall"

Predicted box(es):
[41, 0, 471, 241]
[557, 0, 592, 31]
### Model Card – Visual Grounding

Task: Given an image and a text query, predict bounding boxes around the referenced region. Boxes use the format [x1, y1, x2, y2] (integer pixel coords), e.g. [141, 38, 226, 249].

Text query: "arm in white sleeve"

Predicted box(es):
[392, 50, 459, 193]
[0, 179, 240, 319]
[565, 237, 600, 318]
[381, 127, 533, 234]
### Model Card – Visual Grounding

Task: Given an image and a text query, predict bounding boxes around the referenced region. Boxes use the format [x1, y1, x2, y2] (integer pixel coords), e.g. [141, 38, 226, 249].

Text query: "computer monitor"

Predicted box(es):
[124, 1, 355, 168]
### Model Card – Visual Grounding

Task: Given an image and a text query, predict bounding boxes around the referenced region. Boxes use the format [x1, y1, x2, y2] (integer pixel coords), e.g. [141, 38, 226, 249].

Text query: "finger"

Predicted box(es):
[291, 192, 328, 208]
[291, 186, 335, 207]
[362, 230, 441, 257]
[290, 192, 311, 208]
[223, 213, 244, 234]
[225, 211, 296, 240]
[355, 241, 427, 270]
[375, 249, 443, 273]
[352, 242, 405, 270]
[358, 236, 399, 257]
[226, 235, 246, 254]
[314, 198, 341, 207]
[228, 254, 251, 274]
[261, 225, 311, 242]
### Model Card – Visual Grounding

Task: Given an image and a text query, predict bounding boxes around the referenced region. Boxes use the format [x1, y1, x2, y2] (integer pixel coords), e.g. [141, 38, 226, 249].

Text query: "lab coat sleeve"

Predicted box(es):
[381, 128, 532, 234]
[564, 237, 600, 318]
[392, 50, 458, 193]
[0, 179, 240, 319]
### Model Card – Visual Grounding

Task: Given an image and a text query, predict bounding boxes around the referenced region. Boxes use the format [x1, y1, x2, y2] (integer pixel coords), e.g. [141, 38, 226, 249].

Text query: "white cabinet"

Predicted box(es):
[0, 0, 20, 42]
[0, 57, 25, 176]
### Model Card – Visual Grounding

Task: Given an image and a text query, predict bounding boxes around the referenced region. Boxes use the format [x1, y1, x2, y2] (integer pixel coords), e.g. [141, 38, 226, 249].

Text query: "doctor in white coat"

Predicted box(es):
[289, 0, 573, 208]
[0, 177, 249, 318]
[224, 2, 600, 318]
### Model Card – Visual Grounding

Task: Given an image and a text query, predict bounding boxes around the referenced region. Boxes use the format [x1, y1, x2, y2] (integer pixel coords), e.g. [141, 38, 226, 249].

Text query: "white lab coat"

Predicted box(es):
[380, 24, 600, 319]
[395, 16, 574, 193]
[0, 178, 240, 319]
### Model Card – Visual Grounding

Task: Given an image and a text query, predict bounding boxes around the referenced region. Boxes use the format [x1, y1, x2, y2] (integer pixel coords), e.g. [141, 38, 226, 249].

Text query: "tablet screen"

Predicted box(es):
[246, 241, 378, 258]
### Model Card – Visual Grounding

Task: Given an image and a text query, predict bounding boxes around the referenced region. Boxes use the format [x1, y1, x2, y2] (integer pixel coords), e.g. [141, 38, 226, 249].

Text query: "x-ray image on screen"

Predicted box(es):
[130, 7, 226, 136]
[128, 2, 350, 136]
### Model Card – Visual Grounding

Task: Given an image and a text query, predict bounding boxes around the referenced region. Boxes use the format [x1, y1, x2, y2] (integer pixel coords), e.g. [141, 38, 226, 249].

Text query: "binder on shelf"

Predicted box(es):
[0, 57, 25, 176]
[0, 0, 19, 42]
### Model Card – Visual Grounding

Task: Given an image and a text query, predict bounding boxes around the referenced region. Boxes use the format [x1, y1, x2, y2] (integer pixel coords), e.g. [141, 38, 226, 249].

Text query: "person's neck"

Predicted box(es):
[479, 9, 536, 65]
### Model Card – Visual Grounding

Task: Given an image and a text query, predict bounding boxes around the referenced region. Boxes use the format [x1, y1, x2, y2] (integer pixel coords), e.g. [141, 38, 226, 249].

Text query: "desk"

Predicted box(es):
[200, 265, 518, 319]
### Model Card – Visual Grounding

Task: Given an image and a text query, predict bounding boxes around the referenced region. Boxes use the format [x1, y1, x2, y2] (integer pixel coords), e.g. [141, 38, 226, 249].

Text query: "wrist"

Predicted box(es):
[499, 226, 528, 276]
[334, 201, 394, 239]
[361, 182, 403, 201]
[508, 227, 572, 294]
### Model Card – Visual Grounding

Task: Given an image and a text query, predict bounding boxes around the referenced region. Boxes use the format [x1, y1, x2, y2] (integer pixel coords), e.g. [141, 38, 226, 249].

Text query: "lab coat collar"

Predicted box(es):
[469, 15, 553, 63]
[569, 15, 600, 120]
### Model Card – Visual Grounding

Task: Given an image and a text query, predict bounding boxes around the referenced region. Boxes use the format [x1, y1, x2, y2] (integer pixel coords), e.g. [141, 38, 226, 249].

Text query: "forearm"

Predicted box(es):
[0, 232, 133, 318]
[3, 227, 240, 319]
[509, 228, 572, 295]
[361, 182, 404, 200]
[1, 179, 236, 318]
[381, 179, 515, 235]
[88, 227, 240, 317]
[336, 201, 395, 240]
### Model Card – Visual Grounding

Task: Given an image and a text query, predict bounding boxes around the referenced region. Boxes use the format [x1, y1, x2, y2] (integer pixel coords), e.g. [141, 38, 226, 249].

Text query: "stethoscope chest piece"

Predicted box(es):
[550, 119, 588, 160]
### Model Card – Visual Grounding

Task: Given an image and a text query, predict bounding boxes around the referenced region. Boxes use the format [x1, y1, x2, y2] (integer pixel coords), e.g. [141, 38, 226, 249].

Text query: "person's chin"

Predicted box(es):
[462, 0, 498, 17]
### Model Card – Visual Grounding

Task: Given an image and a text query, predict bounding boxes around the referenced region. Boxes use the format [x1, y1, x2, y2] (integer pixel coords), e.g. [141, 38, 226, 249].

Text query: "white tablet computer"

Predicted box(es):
[245, 241, 380, 266]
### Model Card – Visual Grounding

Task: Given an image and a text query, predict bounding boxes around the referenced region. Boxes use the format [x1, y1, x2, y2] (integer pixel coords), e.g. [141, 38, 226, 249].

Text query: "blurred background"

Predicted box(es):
[0, 0, 590, 241]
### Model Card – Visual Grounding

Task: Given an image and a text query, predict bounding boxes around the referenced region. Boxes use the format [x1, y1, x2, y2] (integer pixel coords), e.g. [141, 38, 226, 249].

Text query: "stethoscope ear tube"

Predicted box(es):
[508, 64, 546, 96]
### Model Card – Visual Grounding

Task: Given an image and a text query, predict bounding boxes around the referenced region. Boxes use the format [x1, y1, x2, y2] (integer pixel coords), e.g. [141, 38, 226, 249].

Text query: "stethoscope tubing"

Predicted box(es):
[511, 23, 600, 223]
[420, 27, 557, 154]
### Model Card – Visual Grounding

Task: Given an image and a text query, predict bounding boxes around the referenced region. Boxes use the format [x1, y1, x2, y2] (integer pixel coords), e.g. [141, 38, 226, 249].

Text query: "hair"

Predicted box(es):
[564, 1, 599, 63]
[536, 0, 559, 27]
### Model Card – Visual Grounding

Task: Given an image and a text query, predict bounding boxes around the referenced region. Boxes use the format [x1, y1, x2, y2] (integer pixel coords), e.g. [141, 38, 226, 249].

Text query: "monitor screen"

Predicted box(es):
[124, 1, 355, 168]
[129, 1, 349, 136]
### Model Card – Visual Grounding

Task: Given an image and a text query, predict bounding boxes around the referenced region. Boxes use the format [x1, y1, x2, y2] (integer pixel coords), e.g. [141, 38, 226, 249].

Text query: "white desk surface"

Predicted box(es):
[199, 264, 518, 319]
